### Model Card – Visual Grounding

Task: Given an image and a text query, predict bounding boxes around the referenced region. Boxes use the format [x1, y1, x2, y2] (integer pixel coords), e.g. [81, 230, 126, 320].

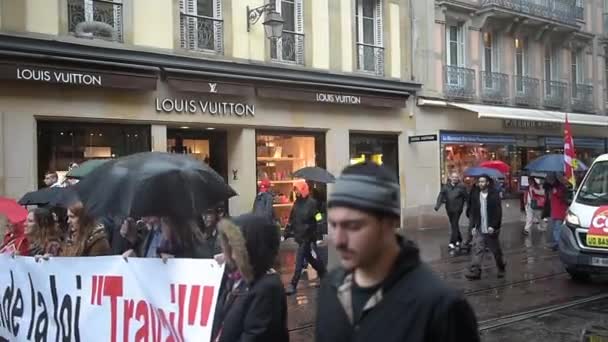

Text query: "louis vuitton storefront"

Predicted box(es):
[0, 36, 419, 217]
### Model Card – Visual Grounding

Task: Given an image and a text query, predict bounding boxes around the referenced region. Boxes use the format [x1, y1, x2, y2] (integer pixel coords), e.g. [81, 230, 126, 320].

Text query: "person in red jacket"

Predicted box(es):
[0, 218, 29, 256]
[546, 173, 568, 251]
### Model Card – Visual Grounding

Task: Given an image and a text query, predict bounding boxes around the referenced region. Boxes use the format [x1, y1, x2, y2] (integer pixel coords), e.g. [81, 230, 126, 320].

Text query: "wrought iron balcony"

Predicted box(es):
[571, 84, 593, 113]
[271, 31, 305, 65]
[444, 65, 476, 101]
[480, 0, 578, 26]
[356, 43, 385, 76]
[68, 0, 123, 42]
[543, 80, 568, 109]
[514, 76, 540, 107]
[480, 71, 509, 104]
[180, 13, 224, 54]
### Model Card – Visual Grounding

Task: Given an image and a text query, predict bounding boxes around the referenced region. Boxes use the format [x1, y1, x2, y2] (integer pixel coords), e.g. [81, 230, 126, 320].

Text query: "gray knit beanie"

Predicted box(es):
[328, 162, 401, 218]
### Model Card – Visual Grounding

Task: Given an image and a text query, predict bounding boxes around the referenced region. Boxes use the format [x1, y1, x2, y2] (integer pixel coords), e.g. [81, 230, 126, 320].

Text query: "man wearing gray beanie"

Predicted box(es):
[315, 162, 480, 342]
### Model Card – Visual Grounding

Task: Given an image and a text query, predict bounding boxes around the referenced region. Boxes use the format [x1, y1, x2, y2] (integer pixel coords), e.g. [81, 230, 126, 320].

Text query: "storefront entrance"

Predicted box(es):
[166, 128, 228, 181]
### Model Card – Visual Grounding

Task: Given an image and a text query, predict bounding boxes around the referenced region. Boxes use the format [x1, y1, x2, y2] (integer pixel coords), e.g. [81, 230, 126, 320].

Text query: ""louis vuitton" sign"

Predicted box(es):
[155, 98, 255, 117]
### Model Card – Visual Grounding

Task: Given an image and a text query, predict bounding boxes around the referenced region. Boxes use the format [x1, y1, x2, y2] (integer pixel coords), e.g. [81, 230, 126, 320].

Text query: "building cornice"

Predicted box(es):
[0, 34, 421, 97]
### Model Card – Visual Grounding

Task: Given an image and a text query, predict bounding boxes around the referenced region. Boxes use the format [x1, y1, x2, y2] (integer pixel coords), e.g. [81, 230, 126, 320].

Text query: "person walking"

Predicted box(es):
[61, 202, 111, 257]
[435, 172, 468, 250]
[523, 177, 546, 235]
[201, 207, 223, 256]
[252, 179, 276, 224]
[316, 162, 480, 342]
[546, 173, 568, 251]
[43, 171, 61, 188]
[25, 208, 62, 257]
[211, 214, 288, 342]
[284, 181, 326, 295]
[465, 175, 506, 280]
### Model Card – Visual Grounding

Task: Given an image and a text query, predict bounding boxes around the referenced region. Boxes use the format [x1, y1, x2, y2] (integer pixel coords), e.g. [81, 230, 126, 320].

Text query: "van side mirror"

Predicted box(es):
[566, 188, 576, 205]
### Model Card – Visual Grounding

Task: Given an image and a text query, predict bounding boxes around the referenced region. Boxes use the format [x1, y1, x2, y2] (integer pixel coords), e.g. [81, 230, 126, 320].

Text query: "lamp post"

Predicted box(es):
[247, 4, 284, 39]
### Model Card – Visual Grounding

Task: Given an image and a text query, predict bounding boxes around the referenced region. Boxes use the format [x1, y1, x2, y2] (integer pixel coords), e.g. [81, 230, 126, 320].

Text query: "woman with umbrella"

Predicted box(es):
[61, 202, 111, 257]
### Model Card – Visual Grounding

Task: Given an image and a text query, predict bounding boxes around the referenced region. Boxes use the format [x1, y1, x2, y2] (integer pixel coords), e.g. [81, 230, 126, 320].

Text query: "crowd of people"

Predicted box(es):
[434, 171, 570, 280]
[0, 161, 485, 341]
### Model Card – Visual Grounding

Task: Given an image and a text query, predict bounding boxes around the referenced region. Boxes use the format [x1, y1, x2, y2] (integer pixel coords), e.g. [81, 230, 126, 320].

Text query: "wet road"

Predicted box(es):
[279, 221, 608, 341]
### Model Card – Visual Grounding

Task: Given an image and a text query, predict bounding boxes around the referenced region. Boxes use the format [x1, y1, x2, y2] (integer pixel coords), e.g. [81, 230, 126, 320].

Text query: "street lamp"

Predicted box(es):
[247, 4, 284, 39]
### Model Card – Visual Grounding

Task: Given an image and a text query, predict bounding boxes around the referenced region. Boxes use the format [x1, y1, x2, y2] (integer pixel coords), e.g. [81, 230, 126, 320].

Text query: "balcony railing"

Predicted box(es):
[571, 84, 593, 113]
[543, 80, 568, 109]
[514, 76, 540, 107]
[271, 31, 305, 65]
[68, 0, 123, 42]
[480, 71, 510, 104]
[480, 0, 578, 26]
[357, 43, 385, 76]
[180, 13, 223, 54]
[444, 65, 476, 101]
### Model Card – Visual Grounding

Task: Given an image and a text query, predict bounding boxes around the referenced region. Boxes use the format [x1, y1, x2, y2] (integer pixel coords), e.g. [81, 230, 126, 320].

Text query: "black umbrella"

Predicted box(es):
[18, 186, 78, 207]
[293, 166, 336, 183]
[74, 152, 237, 218]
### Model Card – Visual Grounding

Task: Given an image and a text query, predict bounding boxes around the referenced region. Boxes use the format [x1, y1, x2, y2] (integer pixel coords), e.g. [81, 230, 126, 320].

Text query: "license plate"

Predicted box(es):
[586, 235, 608, 248]
[591, 257, 608, 267]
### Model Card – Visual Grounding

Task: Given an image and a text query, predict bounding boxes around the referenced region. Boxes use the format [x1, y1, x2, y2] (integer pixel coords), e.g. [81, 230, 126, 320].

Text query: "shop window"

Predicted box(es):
[68, 0, 124, 42]
[37, 121, 150, 187]
[349, 133, 399, 180]
[355, 0, 384, 75]
[256, 131, 326, 229]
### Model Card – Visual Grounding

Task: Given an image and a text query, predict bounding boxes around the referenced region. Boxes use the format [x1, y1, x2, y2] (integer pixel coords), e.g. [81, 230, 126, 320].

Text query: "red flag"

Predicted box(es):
[564, 114, 577, 187]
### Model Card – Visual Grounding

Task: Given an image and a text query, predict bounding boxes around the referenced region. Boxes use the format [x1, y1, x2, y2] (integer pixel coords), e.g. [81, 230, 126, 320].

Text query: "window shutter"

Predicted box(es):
[458, 24, 465, 67]
[374, 0, 384, 75]
[84, 0, 94, 22]
[112, 0, 123, 42]
[295, 0, 304, 64]
[180, 0, 187, 48]
[213, 0, 223, 53]
[186, 0, 198, 50]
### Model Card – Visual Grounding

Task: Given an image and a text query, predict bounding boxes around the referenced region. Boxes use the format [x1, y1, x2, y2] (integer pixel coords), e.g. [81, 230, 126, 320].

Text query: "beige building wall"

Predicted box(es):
[132, 0, 173, 49]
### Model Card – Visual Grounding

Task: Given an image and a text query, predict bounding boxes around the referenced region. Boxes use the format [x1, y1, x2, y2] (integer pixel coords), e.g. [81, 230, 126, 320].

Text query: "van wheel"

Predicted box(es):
[566, 269, 591, 282]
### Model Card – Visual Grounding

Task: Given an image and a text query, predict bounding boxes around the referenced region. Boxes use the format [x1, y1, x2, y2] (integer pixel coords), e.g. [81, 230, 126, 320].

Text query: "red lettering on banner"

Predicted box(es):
[200, 286, 215, 327]
[177, 284, 186, 340]
[187, 285, 200, 325]
[150, 304, 161, 342]
[100, 275, 124, 342]
[134, 301, 149, 341]
[123, 299, 134, 342]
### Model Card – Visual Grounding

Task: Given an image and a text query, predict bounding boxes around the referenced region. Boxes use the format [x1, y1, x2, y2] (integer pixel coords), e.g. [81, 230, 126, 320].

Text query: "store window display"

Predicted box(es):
[349, 133, 399, 180]
[256, 132, 326, 229]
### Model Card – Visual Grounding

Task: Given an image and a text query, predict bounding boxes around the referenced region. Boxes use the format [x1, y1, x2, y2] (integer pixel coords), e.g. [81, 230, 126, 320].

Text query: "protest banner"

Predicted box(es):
[0, 255, 224, 342]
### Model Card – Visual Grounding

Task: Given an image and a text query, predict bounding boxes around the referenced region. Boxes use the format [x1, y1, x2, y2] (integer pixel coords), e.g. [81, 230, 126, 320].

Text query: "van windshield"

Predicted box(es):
[577, 161, 608, 206]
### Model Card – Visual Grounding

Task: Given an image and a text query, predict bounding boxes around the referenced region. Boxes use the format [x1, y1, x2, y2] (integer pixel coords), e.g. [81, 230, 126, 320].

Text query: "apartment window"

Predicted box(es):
[68, 0, 123, 42]
[571, 50, 583, 97]
[356, 0, 384, 75]
[271, 0, 304, 65]
[576, 0, 584, 20]
[482, 32, 499, 88]
[544, 45, 559, 95]
[180, 0, 223, 53]
[515, 38, 527, 92]
[446, 24, 465, 67]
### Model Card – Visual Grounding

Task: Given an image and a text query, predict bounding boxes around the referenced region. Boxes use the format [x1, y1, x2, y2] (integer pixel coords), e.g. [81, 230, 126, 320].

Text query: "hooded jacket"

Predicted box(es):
[212, 216, 289, 342]
[316, 237, 480, 342]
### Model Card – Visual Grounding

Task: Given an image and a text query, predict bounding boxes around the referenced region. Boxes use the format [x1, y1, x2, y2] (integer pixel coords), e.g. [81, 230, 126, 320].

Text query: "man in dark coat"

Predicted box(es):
[252, 179, 276, 224]
[284, 181, 326, 295]
[317, 162, 480, 342]
[465, 174, 506, 280]
[435, 172, 468, 250]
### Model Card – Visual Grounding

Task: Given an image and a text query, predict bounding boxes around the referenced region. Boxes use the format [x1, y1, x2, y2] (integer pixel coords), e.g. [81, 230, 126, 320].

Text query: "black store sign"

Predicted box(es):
[408, 134, 438, 143]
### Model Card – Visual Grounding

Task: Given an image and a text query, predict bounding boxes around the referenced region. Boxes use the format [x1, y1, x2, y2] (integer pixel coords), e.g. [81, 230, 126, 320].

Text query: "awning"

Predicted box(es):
[448, 103, 608, 127]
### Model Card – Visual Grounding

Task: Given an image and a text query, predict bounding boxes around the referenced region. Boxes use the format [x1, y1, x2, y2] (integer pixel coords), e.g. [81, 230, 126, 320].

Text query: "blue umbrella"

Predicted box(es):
[464, 167, 505, 179]
[524, 154, 588, 173]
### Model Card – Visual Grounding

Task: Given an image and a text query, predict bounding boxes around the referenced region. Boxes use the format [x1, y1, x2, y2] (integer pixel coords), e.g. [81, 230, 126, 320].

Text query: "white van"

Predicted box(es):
[561, 154, 608, 281]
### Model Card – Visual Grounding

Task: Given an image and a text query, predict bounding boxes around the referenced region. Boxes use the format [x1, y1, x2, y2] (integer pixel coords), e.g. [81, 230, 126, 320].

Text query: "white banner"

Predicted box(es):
[0, 255, 224, 342]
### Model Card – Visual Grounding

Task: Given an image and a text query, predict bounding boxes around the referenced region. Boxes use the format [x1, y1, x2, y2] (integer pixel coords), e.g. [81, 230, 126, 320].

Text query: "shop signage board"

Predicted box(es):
[0, 62, 157, 90]
[256, 87, 406, 108]
[167, 78, 256, 97]
[586, 206, 608, 248]
[545, 136, 606, 149]
[155, 98, 255, 117]
[408, 134, 437, 143]
[440, 133, 517, 145]
[503, 119, 560, 130]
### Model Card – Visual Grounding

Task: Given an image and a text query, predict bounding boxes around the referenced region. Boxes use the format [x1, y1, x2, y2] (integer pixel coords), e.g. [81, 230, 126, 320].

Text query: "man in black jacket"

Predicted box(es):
[435, 172, 468, 250]
[465, 175, 506, 280]
[316, 162, 480, 342]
